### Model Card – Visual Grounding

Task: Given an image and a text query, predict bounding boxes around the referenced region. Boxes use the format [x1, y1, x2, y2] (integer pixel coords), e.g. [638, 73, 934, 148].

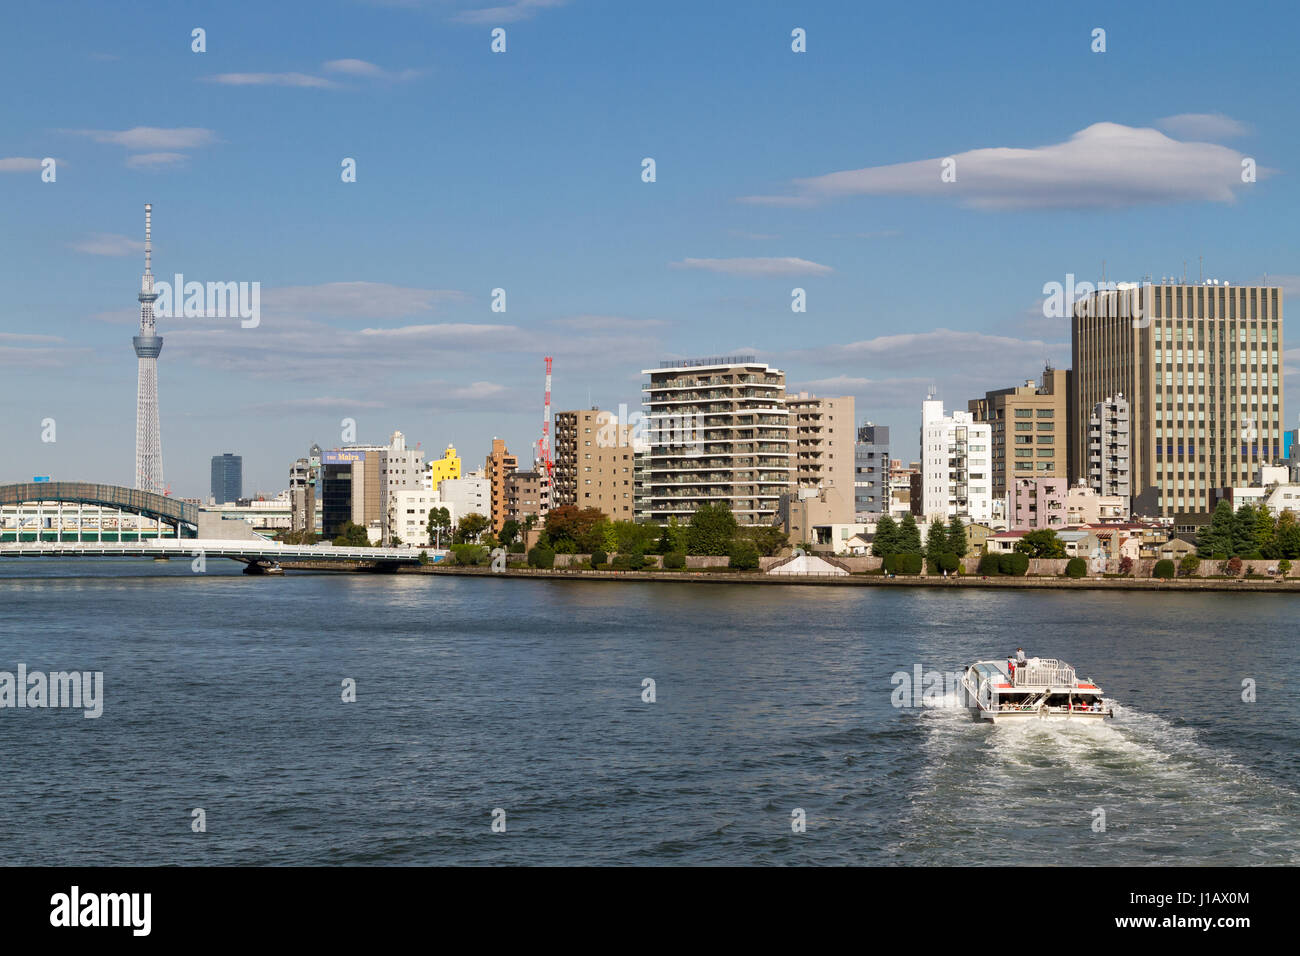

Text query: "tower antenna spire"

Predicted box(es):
[134, 202, 165, 493]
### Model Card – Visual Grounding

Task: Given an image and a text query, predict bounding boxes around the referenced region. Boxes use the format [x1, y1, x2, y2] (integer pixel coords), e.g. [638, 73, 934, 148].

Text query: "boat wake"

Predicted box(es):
[891, 697, 1300, 864]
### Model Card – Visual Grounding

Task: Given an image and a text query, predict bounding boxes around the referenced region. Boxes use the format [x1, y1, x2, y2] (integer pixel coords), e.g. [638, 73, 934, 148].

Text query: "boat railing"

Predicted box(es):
[1012, 658, 1076, 687]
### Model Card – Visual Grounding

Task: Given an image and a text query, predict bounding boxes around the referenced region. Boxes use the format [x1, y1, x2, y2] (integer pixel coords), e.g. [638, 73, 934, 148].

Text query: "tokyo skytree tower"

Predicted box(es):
[133, 203, 164, 493]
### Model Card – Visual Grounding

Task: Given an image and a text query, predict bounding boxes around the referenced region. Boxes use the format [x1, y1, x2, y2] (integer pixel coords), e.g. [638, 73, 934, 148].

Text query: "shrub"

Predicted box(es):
[417, 550, 430, 566]
[451, 543, 489, 566]
[1279, 559, 1292, 578]
[590, 549, 607, 568]
[527, 546, 555, 569]
[727, 540, 761, 571]
[1226, 556, 1243, 577]
[1153, 559, 1175, 579]
[662, 551, 686, 569]
[1118, 555, 1134, 576]
[1065, 557, 1087, 578]
[977, 553, 1001, 575]
[1178, 554, 1201, 578]
[938, 552, 959, 574]
[998, 553, 1029, 576]
[611, 552, 646, 571]
[895, 552, 923, 575]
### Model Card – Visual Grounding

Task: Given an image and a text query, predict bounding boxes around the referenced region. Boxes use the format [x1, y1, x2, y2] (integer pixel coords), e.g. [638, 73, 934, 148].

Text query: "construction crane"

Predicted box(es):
[539, 356, 554, 482]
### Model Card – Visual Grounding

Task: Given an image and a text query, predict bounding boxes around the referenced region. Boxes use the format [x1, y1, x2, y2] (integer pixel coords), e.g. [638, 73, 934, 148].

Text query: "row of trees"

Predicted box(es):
[873, 513, 969, 560]
[1196, 501, 1300, 559]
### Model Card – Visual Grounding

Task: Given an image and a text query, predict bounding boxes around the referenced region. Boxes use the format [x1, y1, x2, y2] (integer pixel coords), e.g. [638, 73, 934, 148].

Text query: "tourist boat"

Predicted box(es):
[960, 657, 1112, 722]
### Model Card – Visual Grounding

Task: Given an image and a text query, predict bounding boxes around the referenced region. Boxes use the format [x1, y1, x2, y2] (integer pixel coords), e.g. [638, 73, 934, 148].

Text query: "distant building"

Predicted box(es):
[787, 393, 855, 526]
[969, 366, 1068, 501]
[426, 445, 462, 488]
[438, 471, 489, 527]
[210, 453, 243, 504]
[289, 444, 321, 535]
[854, 422, 889, 518]
[388, 488, 442, 547]
[1088, 394, 1131, 499]
[1072, 281, 1283, 515]
[553, 409, 636, 520]
[505, 469, 550, 525]
[1010, 476, 1068, 530]
[484, 438, 518, 533]
[641, 356, 791, 526]
[920, 398, 993, 523]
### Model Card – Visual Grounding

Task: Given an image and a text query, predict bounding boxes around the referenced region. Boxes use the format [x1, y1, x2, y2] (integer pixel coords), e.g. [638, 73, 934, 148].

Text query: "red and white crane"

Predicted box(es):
[539, 356, 554, 482]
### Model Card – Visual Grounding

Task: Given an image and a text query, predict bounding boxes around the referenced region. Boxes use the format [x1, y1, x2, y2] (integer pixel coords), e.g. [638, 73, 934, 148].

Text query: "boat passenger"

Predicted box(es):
[1016, 647, 1026, 663]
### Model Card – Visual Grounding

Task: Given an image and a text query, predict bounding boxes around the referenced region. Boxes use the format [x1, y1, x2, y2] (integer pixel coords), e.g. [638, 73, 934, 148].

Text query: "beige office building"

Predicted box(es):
[969, 366, 1069, 501]
[1072, 281, 1283, 515]
[641, 356, 792, 525]
[786, 393, 855, 525]
[504, 469, 550, 525]
[553, 408, 637, 520]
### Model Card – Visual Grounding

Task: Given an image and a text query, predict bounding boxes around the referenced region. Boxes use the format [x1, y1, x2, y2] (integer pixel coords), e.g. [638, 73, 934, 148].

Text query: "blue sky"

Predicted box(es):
[3, 0, 1298, 496]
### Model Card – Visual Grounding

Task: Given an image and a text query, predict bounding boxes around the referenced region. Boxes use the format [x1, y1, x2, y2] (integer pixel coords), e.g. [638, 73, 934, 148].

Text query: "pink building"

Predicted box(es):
[1010, 477, 1068, 530]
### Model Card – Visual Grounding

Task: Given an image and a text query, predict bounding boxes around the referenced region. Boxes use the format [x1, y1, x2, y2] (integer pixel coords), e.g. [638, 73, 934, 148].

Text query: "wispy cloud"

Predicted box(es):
[0, 157, 50, 173]
[452, 0, 569, 24]
[125, 152, 189, 169]
[323, 59, 421, 81]
[741, 122, 1265, 211]
[206, 72, 340, 89]
[71, 127, 218, 149]
[1157, 112, 1250, 141]
[671, 256, 833, 277]
[264, 282, 469, 319]
[70, 234, 145, 256]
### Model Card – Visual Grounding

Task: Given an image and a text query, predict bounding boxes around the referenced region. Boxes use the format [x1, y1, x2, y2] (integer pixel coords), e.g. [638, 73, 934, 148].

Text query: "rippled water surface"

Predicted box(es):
[1, 560, 1296, 865]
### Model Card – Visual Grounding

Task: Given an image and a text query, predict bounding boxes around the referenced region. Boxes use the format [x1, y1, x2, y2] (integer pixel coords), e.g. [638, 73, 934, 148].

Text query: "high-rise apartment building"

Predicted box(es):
[641, 356, 791, 525]
[1088, 394, 1131, 498]
[969, 366, 1068, 501]
[484, 438, 519, 532]
[289, 444, 321, 536]
[1072, 281, 1283, 515]
[854, 422, 890, 517]
[553, 408, 637, 519]
[210, 453, 243, 504]
[787, 393, 855, 525]
[920, 398, 993, 522]
[380, 431, 424, 545]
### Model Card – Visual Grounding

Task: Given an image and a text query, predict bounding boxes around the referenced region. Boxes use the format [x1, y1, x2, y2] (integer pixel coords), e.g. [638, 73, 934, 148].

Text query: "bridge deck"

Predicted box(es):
[0, 538, 423, 562]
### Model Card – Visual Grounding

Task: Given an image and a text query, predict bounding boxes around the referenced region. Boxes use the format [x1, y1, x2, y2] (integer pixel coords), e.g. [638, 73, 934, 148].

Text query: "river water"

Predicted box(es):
[1, 560, 1295, 865]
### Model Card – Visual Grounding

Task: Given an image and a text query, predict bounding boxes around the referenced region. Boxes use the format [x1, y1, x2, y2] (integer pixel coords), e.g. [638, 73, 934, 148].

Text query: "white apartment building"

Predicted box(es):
[387, 488, 446, 547]
[438, 471, 489, 525]
[920, 398, 993, 523]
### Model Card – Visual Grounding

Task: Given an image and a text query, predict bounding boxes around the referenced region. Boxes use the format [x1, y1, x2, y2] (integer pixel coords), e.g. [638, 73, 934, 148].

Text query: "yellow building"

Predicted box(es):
[427, 445, 462, 487]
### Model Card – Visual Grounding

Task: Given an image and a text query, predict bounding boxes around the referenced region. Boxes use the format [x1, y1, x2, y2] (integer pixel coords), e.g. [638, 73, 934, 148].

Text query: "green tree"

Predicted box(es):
[657, 519, 688, 555]
[1274, 510, 1300, 559]
[737, 524, 789, 557]
[543, 505, 606, 552]
[871, 514, 900, 558]
[498, 519, 521, 548]
[727, 538, 761, 570]
[1197, 500, 1234, 558]
[897, 513, 922, 554]
[612, 520, 658, 555]
[454, 512, 489, 544]
[1253, 506, 1277, 557]
[946, 516, 969, 558]
[1178, 554, 1201, 578]
[686, 503, 739, 556]
[1014, 528, 1066, 559]
[426, 506, 452, 549]
[924, 520, 949, 560]
[332, 521, 371, 547]
[1231, 504, 1257, 557]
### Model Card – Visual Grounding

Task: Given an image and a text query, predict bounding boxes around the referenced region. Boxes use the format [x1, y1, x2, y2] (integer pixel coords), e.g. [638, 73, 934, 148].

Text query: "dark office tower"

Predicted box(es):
[210, 453, 243, 504]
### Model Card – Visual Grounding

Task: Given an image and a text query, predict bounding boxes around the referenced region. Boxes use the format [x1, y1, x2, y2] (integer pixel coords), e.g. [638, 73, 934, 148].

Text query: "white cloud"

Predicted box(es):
[72, 127, 218, 149]
[671, 256, 833, 277]
[0, 157, 48, 173]
[263, 282, 469, 318]
[1157, 113, 1250, 141]
[323, 59, 420, 81]
[742, 122, 1265, 210]
[793, 329, 1068, 378]
[453, 0, 568, 24]
[125, 152, 189, 169]
[547, 314, 667, 332]
[206, 72, 340, 89]
[70, 234, 145, 256]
